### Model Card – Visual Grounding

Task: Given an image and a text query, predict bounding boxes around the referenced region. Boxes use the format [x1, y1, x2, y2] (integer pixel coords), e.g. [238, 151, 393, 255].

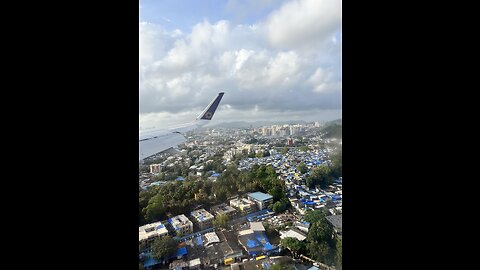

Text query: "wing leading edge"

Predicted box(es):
[139, 92, 225, 161]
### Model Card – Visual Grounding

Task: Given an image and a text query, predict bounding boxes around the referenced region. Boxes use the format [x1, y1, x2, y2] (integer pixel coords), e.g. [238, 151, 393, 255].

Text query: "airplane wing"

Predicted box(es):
[139, 92, 224, 161]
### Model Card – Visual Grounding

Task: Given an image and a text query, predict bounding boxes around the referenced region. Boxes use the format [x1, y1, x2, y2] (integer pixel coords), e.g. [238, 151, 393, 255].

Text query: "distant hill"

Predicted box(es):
[322, 118, 342, 138]
[325, 118, 342, 126]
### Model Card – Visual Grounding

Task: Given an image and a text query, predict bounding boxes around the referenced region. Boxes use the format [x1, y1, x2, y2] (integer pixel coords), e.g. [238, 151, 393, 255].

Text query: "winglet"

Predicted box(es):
[196, 92, 224, 120]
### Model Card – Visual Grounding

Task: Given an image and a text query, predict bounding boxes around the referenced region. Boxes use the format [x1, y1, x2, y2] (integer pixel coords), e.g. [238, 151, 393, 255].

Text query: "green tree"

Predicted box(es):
[151, 236, 178, 260]
[268, 186, 284, 202]
[280, 237, 305, 257]
[297, 162, 308, 174]
[336, 237, 342, 269]
[307, 241, 335, 265]
[270, 264, 295, 270]
[270, 264, 282, 270]
[272, 201, 283, 213]
[300, 146, 309, 152]
[330, 149, 342, 178]
[304, 209, 326, 224]
[306, 165, 334, 189]
[307, 218, 335, 247]
[280, 147, 289, 154]
[213, 214, 230, 229]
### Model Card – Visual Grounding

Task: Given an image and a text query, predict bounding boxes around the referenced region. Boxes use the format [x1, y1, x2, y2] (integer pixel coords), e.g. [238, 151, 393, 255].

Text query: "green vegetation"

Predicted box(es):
[303, 210, 340, 267]
[336, 237, 342, 269]
[330, 147, 342, 179]
[212, 214, 229, 229]
[305, 165, 334, 189]
[151, 236, 178, 260]
[280, 237, 306, 257]
[139, 164, 290, 226]
[322, 123, 342, 139]
[297, 162, 308, 174]
[270, 264, 295, 270]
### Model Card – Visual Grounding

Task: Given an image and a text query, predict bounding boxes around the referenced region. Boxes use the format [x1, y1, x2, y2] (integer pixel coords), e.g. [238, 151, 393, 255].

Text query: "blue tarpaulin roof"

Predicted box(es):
[332, 195, 341, 200]
[264, 242, 274, 251]
[176, 177, 185, 181]
[247, 239, 260, 248]
[175, 247, 187, 257]
[211, 173, 221, 177]
[196, 236, 203, 246]
[143, 256, 160, 268]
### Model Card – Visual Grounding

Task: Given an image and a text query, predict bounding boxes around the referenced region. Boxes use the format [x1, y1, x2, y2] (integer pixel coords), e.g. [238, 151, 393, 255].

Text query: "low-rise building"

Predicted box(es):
[230, 198, 256, 214]
[190, 209, 214, 230]
[139, 221, 169, 249]
[247, 192, 273, 210]
[169, 214, 193, 236]
[211, 203, 237, 218]
[280, 228, 307, 241]
[326, 214, 342, 238]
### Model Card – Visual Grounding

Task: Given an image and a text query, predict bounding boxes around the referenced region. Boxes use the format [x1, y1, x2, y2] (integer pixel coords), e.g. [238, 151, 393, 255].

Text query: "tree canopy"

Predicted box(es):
[305, 165, 334, 189]
[280, 237, 305, 257]
[297, 162, 308, 174]
[212, 214, 229, 229]
[151, 236, 178, 260]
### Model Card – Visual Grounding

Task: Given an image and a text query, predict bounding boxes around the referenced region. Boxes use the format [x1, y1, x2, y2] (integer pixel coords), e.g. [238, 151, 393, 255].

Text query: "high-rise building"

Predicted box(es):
[149, 164, 162, 174]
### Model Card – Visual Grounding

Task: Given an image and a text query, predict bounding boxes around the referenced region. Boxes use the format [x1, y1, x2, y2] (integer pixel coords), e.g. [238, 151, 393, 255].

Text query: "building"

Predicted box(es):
[149, 164, 162, 174]
[279, 228, 307, 241]
[237, 222, 277, 257]
[230, 198, 256, 214]
[326, 214, 342, 238]
[247, 192, 273, 210]
[139, 221, 169, 249]
[169, 214, 193, 236]
[211, 203, 237, 218]
[190, 209, 214, 230]
[287, 138, 294, 146]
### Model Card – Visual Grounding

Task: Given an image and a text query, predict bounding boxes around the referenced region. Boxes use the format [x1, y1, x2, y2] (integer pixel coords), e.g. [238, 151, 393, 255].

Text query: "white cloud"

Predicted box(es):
[140, 0, 341, 129]
[264, 0, 341, 49]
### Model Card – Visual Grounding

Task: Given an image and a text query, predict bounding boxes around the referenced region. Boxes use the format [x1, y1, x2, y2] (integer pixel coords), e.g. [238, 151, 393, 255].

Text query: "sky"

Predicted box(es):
[140, 0, 342, 129]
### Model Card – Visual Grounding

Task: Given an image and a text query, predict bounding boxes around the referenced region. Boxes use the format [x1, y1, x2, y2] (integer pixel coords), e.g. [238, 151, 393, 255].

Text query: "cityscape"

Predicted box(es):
[139, 0, 342, 269]
[139, 120, 342, 269]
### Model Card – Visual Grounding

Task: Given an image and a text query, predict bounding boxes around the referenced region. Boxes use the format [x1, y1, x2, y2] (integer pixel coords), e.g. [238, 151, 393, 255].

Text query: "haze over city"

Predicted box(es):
[140, 0, 341, 129]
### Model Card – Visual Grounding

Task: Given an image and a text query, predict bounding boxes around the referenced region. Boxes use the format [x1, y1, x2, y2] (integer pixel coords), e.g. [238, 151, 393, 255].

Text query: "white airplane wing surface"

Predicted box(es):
[139, 92, 224, 161]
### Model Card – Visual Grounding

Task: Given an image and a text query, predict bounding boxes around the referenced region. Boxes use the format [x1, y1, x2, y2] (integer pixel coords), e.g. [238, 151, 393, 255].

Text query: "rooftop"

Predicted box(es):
[211, 203, 236, 215]
[230, 198, 256, 207]
[326, 214, 342, 230]
[139, 221, 168, 241]
[280, 228, 307, 241]
[249, 222, 265, 232]
[191, 209, 214, 222]
[169, 214, 193, 230]
[248, 192, 273, 202]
